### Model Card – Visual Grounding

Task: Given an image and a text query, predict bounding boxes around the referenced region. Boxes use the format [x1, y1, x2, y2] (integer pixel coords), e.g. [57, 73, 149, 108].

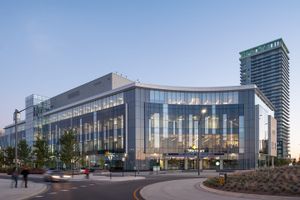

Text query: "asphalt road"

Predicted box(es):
[0, 174, 200, 200]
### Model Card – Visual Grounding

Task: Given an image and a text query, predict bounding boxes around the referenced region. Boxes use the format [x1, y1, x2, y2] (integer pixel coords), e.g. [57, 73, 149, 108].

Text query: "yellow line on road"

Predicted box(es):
[133, 186, 143, 200]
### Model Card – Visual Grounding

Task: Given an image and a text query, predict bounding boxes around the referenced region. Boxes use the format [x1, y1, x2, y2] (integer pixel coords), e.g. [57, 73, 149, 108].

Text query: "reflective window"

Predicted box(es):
[48, 93, 124, 123]
[239, 116, 244, 153]
[149, 90, 239, 105]
[144, 103, 243, 155]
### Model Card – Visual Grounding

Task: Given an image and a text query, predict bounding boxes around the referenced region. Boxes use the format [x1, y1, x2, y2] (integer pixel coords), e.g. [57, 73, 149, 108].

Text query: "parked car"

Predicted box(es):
[43, 170, 71, 182]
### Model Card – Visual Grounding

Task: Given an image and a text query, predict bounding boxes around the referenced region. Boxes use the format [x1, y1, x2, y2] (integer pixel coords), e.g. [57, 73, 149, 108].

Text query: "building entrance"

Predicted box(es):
[163, 156, 198, 170]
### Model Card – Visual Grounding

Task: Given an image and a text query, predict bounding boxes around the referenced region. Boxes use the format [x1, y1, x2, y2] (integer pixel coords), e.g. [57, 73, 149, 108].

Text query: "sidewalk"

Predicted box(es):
[140, 170, 237, 179]
[131, 169, 242, 177]
[69, 174, 145, 182]
[0, 178, 48, 200]
[157, 170, 230, 177]
[140, 178, 300, 200]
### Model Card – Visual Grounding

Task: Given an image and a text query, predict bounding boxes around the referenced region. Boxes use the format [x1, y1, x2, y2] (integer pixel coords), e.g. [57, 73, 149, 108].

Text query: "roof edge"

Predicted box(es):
[239, 38, 289, 59]
[135, 82, 257, 92]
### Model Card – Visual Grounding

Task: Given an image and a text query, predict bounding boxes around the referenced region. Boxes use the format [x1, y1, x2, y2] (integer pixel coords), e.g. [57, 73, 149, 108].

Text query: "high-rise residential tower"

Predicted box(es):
[240, 39, 290, 158]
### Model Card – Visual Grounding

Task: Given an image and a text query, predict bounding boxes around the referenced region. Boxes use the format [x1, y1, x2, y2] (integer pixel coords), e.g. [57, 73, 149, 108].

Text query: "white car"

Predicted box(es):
[44, 170, 71, 182]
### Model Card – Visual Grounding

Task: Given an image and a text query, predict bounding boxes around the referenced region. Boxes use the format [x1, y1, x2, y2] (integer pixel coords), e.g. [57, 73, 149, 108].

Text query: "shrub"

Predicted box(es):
[203, 177, 219, 188]
[205, 166, 300, 196]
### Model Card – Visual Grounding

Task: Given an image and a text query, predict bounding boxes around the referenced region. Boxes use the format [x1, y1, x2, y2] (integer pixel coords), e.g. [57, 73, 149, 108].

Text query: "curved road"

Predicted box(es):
[26, 175, 199, 200]
[140, 178, 300, 200]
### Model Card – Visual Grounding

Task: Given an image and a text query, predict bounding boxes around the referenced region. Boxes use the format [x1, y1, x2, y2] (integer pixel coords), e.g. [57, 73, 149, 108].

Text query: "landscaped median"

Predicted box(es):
[203, 166, 300, 196]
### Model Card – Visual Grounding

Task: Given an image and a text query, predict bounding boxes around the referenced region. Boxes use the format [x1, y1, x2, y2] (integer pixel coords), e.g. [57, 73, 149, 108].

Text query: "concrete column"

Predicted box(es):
[220, 159, 223, 170]
[264, 156, 267, 167]
[199, 159, 203, 170]
[184, 158, 188, 170]
[164, 159, 168, 170]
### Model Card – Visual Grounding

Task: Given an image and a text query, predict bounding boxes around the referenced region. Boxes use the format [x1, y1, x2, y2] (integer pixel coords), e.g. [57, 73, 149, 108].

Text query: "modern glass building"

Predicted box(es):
[240, 38, 290, 158]
[1, 121, 26, 149]
[1, 73, 277, 170]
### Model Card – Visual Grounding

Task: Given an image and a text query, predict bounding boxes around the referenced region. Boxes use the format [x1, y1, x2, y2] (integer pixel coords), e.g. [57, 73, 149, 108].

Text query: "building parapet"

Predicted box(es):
[239, 38, 289, 59]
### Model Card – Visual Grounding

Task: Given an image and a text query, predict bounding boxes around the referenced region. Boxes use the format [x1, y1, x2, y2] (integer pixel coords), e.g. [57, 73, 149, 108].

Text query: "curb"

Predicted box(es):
[133, 186, 145, 200]
[199, 181, 300, 200]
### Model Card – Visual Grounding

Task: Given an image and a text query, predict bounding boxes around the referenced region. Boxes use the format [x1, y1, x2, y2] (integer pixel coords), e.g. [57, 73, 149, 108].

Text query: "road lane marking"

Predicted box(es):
[48, 192, 57, 195]
[61, 189, 69, 192]
[89, 183, 95, 186]
[133, 186, 143, 200]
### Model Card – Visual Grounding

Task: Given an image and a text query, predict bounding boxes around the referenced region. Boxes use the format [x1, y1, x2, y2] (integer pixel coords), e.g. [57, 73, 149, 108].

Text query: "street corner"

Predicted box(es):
[0, 179, 48, 200]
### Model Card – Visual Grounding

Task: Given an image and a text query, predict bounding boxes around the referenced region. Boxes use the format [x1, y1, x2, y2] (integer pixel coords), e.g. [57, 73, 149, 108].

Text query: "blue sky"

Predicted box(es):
[0, 0, 299, 158]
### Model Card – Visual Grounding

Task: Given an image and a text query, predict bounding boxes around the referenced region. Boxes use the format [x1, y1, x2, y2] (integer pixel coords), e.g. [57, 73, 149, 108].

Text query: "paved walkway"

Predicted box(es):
[140, 178, 300, 200]
[137, 169, 248, 178]
[0, 178, 47, 200]
[157, 170, 230, 177]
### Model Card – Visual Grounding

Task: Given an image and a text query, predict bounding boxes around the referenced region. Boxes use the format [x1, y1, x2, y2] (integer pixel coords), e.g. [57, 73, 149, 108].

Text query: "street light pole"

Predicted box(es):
[14, 109, 19, 172]
[13, 106, 33, 172]
[198, 108, 207, 176]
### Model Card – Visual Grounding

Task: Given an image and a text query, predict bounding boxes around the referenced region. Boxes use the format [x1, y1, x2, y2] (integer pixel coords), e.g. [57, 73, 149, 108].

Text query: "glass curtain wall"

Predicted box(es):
[44, 103, 126, 169]
[145, 103, 243, 154]
[145, 90, 244, 169]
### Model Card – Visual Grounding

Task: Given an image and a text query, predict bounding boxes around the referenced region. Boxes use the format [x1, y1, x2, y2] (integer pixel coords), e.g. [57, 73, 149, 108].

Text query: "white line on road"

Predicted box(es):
[61, 189, 69, 192]
[48, 192, 57, 195]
